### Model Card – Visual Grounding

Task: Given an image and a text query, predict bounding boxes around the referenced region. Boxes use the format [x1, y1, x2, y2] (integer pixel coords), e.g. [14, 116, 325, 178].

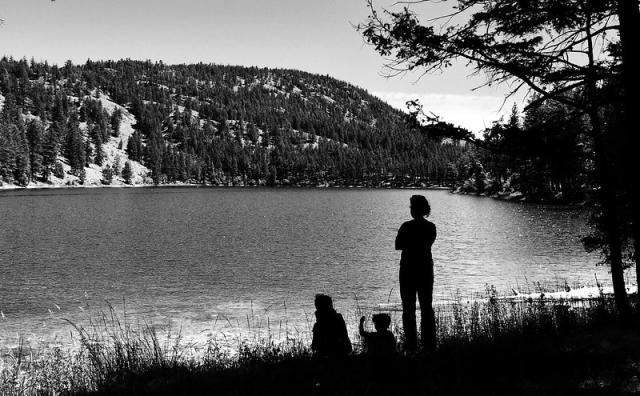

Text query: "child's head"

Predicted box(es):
[372, 313, 391, 331]
[314, 294, 334, 312]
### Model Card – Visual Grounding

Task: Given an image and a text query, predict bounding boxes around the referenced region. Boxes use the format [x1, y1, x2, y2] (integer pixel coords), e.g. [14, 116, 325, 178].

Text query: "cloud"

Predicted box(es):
[373, 91, 519, 133]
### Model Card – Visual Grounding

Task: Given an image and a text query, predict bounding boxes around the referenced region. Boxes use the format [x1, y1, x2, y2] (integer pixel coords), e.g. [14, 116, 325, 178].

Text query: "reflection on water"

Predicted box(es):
[0, 187, 608, 349]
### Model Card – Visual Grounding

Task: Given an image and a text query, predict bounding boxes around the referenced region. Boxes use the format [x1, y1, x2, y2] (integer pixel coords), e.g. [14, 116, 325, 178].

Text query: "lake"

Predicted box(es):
[0, 187, 609, 350]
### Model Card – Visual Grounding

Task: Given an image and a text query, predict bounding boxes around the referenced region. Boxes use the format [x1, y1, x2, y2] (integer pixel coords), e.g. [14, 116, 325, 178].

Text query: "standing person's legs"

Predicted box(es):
[399, 267, 417, 351]
[417, 275, 436, 353]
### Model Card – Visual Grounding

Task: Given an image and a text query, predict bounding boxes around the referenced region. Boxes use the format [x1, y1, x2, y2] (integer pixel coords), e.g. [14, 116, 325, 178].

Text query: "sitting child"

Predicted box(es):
[311, 294, 352, 358]
[359, 313, 396, 357]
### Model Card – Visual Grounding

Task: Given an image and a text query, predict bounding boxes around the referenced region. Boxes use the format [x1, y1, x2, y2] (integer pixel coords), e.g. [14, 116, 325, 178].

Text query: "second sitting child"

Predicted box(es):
[359, 313, 396, 357]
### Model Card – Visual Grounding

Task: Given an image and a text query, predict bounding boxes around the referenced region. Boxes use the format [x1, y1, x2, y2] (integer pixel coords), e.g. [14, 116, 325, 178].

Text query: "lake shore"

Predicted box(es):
[450, 184, 589, 205]
[0, 180, 453, 192]
[3, 293, 639, 395]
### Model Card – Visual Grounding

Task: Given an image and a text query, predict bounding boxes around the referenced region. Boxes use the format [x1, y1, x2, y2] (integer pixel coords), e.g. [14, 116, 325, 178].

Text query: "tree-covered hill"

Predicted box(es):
[0, 58, 466, 188]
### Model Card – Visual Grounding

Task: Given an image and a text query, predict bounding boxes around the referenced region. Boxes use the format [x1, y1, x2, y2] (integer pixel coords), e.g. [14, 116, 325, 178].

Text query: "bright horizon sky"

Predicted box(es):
[0, 0, 523, 132]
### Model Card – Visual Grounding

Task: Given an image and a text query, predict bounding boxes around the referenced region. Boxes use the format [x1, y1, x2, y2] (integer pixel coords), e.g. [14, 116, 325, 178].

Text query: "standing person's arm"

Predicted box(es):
[395, 223, 406, 250]
[428, 222, 437, 246]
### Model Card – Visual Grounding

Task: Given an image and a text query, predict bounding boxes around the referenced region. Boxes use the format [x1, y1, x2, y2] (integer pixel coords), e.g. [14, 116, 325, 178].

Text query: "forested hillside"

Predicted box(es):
[0, 58, 467, 188]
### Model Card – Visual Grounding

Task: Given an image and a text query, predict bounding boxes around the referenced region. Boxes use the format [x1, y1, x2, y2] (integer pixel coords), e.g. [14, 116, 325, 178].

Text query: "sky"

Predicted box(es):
[0, 0, 523, 132]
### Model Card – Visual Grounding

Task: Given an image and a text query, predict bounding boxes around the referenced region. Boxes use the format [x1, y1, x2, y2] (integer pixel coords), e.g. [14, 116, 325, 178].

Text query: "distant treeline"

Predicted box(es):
[453, 101, 593, 203]
[0, 58, 468, 187]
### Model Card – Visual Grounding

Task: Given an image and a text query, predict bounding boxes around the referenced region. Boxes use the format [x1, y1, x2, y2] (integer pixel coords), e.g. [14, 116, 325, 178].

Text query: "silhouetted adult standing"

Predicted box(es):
[395, 195, 436, 352]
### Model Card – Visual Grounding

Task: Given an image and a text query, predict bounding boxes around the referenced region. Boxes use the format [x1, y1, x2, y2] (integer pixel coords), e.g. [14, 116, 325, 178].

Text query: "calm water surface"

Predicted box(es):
[0, 187, 607, 349]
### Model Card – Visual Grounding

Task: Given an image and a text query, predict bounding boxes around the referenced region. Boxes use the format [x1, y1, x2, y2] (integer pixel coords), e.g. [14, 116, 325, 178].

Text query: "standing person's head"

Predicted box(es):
[372, 313, 391, 332]
[410, 195, 431, 219]
[315, 294, 334, 313]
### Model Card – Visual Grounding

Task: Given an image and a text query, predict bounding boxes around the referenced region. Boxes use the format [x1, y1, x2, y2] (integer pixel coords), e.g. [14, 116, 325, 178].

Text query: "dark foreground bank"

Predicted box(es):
[3, 296, 640, 396]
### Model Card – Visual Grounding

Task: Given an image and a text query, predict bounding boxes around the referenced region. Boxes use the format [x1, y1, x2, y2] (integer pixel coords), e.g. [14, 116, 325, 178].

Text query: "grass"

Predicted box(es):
[2, 291, 640, 395]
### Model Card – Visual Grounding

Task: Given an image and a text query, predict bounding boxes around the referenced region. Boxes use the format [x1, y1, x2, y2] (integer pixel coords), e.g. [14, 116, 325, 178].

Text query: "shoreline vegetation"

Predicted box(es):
[3, 286, 640, 395]
[0, 183, 589, 212]
[0, 179, 571, 205]
[0, 178, 452, 192]
[451, 183, 588, 205]
[0, 183, 583, 209]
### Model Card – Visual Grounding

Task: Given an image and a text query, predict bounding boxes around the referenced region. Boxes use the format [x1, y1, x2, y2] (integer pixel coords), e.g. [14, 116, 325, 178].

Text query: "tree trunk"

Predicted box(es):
[590, 112, 631, 321]
[584, 9, 631, 321]
[616, 0, 640, 305]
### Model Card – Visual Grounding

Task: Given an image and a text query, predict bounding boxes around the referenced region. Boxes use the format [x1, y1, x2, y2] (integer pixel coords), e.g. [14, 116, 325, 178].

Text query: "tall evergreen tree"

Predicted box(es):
[122, 161, 133, 184]
[111, 108, 122, 137]
[64, 113, 85, 173]
[26, 120, 44, 181]
[95, 139, 104, 166]
[101, 166, 113, 185]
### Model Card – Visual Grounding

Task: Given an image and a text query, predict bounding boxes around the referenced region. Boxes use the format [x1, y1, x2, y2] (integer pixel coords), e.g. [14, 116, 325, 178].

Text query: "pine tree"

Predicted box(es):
[94, 139, 104, 166]
[53, 162, 65, 179]
[41, 129, 59, 181]
[78, 167, 86, 185]
[0, 124, 14, 183]
[84, 138, 93, 166]
[13, 151, 30, 186]
[126, 131, 143, 161]
[247, 123, 259, 144]
[64, 114, 85, 173]
[267, 165, 277, 186]
[26, 120, 44, 180]
[122, 161, 133, 184]
[101, 166, 113, 185]
[112, 155, 121, 177]
[111, 108, 122, 137]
